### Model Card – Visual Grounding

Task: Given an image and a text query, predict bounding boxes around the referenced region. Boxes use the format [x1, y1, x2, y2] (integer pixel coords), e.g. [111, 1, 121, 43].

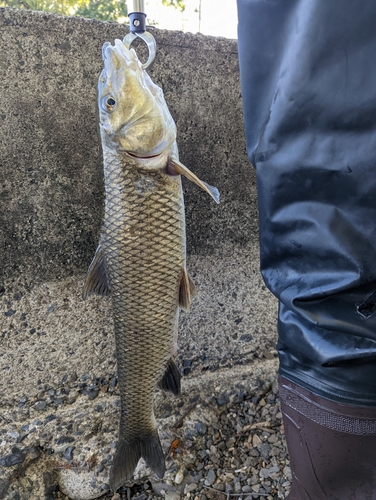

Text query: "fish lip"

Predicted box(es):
[125, 151, 164, 160]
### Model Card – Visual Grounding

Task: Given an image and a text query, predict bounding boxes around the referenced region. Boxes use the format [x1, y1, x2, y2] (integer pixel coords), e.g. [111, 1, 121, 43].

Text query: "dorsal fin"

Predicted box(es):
[82, 244, 111, 299]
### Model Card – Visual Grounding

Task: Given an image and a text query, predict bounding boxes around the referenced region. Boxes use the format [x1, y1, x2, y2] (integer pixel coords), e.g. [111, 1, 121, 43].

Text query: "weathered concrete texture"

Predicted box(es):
[0, 246, 277, 400]
[0, 7, 256, 283]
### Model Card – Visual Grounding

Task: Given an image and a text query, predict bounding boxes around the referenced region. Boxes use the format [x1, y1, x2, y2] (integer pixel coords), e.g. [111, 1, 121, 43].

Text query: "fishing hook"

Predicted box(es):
[124, 0, 156, 69]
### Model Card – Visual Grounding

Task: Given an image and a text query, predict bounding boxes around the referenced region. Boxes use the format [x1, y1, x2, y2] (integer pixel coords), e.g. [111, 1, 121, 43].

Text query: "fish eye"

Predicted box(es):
[104, 96, 116, 112]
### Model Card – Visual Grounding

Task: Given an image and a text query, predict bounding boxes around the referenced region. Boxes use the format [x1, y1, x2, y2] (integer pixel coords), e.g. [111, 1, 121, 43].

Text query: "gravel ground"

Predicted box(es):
[104, 384, 291, 500]
[0, 368, 291, 500]
[100, 377, 292, 500]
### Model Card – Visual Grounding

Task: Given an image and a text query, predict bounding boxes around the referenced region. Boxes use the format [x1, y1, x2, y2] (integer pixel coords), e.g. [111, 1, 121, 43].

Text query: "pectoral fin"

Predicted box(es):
[169, 158, 220, 204]
[179, 268, 197, 311]
[82, 244, 111, 299]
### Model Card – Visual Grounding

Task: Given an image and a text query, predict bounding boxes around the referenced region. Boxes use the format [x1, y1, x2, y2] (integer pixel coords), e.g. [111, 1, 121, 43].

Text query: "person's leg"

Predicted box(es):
[279, 375, 376, 499]
[237, 1, 376, 497]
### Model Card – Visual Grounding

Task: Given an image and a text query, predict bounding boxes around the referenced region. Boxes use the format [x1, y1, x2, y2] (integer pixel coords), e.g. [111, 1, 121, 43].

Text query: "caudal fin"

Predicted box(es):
[109, 432, 166, 492]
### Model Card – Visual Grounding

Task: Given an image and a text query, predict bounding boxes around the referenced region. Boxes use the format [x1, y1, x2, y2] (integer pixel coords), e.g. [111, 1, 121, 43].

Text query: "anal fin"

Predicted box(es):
[179, 268, 197, 311]
[82, 244, 111, 299]
[158, 358, 181, 396]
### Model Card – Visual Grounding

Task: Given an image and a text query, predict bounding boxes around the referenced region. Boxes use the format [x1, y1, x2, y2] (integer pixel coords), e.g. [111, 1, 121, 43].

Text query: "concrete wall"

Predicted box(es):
[0, 7, 258, 284]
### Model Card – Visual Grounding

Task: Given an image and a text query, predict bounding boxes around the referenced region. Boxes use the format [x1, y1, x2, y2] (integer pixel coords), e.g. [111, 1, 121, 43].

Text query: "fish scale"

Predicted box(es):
[102, 151, 184, 439]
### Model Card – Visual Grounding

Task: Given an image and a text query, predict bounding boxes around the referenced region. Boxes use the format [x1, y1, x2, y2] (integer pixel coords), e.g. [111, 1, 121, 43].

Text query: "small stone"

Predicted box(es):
[81, 388, 99, 400]
[74, 412, 88, 419]
[213, 483, 225, 491]
[44, 470, 59, 498]
[64, 446, 75, 460]
[44, 414, 56, 424]
[226, 436, 236, 448]
[175, 469, 184, 484]
[260, 468, 269, 479]
[183, 359, 192, 376]
[151, 482, 169, 496]
[4, 309, 16, 317]
[56, 436, 75, 445]
[134, 494, 147, 500]
[195, 421, 207, 435]
[283, 466, 292, 480]
[165, 492, 181, 500]
[185, 483, 197, 493]
[0, 447, 25, 466]
[216, 393, 229, 406]
[35, 400, 46, 411]
[267, 466, 280, 477]
[239, 334, 252, 342]
[234, 481, 241, 493]
[252, 434, 262, 446]
[225, 483, 233, 493]
[204, 469, 216, 486]
[268, 434, 279, 444]
[259, 442, 271, 459]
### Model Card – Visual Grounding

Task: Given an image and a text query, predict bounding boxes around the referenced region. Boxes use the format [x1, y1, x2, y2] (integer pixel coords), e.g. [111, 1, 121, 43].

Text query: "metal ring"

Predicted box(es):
[123, 31, 156, 69]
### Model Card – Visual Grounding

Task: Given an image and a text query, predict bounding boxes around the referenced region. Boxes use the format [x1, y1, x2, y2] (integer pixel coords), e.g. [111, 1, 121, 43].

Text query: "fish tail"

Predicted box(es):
[109, 431, 166, 492]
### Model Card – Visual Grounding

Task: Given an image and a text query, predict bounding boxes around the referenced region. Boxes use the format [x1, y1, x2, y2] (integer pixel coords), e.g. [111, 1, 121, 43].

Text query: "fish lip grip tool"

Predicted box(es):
[123, 0, 157, 69]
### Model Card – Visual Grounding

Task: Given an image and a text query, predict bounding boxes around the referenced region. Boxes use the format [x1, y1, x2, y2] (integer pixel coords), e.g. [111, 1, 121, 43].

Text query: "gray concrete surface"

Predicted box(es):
[0, 7, 258, 283]
[0, 8, 280, 499]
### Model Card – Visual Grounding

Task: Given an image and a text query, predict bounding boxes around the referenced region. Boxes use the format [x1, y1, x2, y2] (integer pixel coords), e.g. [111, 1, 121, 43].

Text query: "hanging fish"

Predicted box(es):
[83, 39, 219, 492]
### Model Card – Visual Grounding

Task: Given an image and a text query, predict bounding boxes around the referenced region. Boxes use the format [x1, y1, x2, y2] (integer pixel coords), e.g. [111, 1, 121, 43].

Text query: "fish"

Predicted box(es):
[83, 39, 219, 492]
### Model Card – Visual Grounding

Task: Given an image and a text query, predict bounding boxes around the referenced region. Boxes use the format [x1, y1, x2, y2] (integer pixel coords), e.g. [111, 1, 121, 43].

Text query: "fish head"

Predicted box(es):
[98, 39, 177, 162]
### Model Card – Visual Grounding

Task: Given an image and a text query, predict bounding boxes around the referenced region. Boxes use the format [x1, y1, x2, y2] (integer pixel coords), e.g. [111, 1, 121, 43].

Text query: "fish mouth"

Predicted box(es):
[126, 151, 163, 160]
[125, 151, 170, 170]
